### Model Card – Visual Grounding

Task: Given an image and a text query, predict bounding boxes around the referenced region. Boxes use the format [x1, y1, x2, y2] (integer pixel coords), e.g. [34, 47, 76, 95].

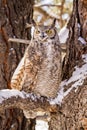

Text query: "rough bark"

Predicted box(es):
[63, 0, 87, 79]
[49, 85, 87, 130]
[49, 0, 87, 129]
[0, 0, 87, 130]
[0, 90, 53, 116]
[0, 0, 34, 129]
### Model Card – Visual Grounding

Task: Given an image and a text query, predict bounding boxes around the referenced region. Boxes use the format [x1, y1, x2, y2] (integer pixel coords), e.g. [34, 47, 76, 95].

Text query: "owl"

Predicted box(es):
[11, 19, 62, 98]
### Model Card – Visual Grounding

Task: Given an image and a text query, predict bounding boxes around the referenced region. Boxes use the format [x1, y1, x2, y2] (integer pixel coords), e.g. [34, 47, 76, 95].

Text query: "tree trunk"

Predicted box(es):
[0, 0, 34, 129]
[63, 0, 87, 79]
[0, 0, 87, 130]
[49, 0, 87, 129]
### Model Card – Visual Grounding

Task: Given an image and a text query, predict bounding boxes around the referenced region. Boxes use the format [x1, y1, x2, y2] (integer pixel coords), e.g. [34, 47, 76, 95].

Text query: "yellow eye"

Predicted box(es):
[46, 30, 52, 34]
[36, 30, 40, 34]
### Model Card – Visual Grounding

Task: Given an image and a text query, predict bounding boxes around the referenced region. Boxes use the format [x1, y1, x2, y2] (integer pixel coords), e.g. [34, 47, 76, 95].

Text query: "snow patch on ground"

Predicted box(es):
[50, 54, 87, 105]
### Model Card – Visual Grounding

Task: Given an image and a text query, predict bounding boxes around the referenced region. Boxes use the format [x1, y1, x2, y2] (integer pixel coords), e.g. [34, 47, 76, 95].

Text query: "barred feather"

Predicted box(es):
[11, 57, 25, 90]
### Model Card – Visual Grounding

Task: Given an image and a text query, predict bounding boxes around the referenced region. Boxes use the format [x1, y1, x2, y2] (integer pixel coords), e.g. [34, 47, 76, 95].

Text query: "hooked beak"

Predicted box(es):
[40, 32, 46, 39]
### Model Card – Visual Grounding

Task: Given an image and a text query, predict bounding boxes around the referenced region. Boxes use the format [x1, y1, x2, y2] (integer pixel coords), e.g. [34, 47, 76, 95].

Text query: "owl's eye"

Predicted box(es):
[46, 30, 52, 34]
[36, 30, 40, 34]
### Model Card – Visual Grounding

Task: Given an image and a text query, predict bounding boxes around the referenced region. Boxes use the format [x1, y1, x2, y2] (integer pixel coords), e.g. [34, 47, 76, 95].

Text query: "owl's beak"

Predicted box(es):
[39, 32, 48, 41]
[40, 32, 46, 39]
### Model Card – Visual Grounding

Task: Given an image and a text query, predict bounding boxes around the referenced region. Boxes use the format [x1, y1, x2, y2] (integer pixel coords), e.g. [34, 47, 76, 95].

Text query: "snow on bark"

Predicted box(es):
[49, 54, 87, 105]
[0, 89, 38, 104]
[0, 89, 24, 103]
[78, 37, 86, 45]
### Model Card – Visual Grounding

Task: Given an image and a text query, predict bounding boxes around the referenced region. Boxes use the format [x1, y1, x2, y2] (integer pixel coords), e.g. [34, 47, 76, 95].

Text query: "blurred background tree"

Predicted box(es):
[34, 0, 73, 30]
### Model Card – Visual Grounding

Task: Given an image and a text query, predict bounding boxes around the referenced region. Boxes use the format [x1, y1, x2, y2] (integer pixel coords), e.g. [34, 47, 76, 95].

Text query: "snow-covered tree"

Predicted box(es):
[0, 0, 87, 130]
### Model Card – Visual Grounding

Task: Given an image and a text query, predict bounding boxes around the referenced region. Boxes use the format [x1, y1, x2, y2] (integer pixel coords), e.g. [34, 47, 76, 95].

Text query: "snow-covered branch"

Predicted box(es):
[0, 89, 52, 119]
[0, 54, 87, 121]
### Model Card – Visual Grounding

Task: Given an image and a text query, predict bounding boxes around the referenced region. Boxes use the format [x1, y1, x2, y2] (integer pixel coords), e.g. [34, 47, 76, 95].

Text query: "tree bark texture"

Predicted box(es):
[63, 0, 87, 79]
[0, 0, 34, 129]
[0, 0, 87, 130]
[50, 0, 87, 129]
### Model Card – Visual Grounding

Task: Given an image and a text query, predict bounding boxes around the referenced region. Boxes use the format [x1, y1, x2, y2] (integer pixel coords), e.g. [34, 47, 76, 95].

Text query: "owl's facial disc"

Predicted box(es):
[34, 29, 48, 41]
[34, 27, 55, 41]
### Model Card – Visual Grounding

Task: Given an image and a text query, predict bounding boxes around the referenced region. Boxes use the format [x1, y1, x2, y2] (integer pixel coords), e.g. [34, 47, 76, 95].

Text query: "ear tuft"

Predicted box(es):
[32, 19, 36, 26]
[51, 18, 56, 28]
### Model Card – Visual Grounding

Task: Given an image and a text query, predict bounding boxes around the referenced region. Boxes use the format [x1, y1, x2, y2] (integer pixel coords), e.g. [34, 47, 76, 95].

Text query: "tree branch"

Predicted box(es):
[8, 38, 66, 52]
[0, 89, 56, 119]
[8, 38, 30, 44]
[34, 6, 60, 21]
[34, 4, 62, 8]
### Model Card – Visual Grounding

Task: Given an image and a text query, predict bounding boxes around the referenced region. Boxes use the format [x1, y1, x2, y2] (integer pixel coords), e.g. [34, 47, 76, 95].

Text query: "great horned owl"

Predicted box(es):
[11, 19, 62, 98]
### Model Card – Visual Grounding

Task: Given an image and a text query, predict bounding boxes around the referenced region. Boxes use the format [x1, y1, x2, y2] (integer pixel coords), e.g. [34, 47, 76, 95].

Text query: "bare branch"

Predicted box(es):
[34, 6, 60, 21]
[8, 38, 30, 44]
[34, 4, 62, 8]
[8, 38, 66, 52]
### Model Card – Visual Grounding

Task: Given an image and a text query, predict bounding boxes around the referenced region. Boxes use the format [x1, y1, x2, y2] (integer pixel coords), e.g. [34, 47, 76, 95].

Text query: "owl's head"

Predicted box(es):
[27, 19, 58, 41]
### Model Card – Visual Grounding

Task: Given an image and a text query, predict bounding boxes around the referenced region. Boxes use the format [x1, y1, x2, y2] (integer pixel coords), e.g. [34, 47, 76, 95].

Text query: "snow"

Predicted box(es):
[49, 81, 65, 105]
[31, 26, 35, 38]
[78, 23, 81, 28]
[35, 120, 49, 130]
[0, 89, 25, 103]
[23, 91, 38, 101]
[1, 54, 87, 106]
[82, 54, 87, 62]
[50, 54, 87, 105]
[0, 89, 38, 104]
[78, 37, 86, 45]
[0, 53, 87, 107]
[58, 26, 69, 43]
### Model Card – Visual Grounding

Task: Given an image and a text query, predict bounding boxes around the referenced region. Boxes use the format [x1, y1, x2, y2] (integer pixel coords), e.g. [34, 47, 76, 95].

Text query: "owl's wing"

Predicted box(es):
[21, 45, 40, 93]
[11, 56, 25, 90]
[11, 45, 38, 92]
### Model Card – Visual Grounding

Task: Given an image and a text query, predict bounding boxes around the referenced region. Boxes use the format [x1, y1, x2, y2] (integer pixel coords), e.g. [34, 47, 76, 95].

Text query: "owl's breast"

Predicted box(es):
[34, 42, 61, 98]
[23, 41, 61, 98]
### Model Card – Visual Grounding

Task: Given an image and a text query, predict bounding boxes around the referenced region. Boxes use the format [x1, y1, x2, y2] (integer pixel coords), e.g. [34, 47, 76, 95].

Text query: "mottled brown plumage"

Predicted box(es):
[11, 19, 62, 98]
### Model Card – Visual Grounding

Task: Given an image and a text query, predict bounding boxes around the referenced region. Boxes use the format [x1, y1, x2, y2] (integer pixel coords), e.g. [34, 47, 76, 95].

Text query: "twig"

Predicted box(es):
[8, 38, 30, 44]
[34, 4, 62, 8]
[8, 38, 66, 52]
